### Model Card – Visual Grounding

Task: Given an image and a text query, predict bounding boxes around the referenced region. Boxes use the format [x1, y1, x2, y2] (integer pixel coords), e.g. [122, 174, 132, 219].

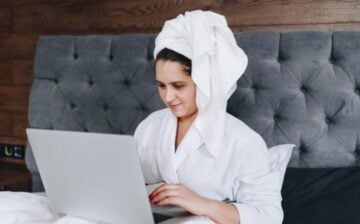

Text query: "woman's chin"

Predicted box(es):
[169, 109, 184, 118]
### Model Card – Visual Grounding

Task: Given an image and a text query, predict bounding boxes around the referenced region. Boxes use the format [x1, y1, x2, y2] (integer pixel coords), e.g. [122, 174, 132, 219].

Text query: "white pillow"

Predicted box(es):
[268, 144, 296, 190]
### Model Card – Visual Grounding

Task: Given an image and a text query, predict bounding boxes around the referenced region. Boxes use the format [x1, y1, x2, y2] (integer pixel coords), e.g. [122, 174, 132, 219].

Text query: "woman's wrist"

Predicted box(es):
[204, 199, 220, 218]
[203, 199, 240, 224]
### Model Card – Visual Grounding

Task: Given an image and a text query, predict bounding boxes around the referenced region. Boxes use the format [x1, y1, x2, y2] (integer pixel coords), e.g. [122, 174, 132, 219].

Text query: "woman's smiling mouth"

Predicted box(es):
[169, 103, 181, 110]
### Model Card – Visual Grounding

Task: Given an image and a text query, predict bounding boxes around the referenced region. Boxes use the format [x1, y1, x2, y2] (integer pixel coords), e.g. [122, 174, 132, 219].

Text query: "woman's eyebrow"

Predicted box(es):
[171, 81, 186, 85]
[156, 80, 186, 85]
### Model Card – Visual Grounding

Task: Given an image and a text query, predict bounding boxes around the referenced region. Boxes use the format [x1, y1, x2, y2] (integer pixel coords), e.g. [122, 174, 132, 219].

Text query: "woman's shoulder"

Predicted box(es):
[224, 114, 271, 176]
[140, 108, 170, 125]
[224, 113, 267, 151]
[134, 108, 171, 137]
[224, 113, 260, 138]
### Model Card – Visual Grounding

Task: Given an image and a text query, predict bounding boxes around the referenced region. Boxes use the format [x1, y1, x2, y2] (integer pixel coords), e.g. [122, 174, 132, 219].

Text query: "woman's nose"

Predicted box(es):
[164, 89, 176, 103]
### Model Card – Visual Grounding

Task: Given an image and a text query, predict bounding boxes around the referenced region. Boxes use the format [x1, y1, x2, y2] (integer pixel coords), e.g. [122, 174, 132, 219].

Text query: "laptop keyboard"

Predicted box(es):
[153, 213, 173, 223]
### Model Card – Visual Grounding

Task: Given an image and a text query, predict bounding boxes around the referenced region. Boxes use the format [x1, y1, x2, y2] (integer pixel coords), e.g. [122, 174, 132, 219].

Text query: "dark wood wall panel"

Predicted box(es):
[0, 61, 12, 85]
[221, 0, 360, 26]
[0, 0, 108, 8]
[12, 60, 33, 86]
[0, 34, 38, 60]
[13, 112, 28, 139]
[0, 136, 25, 145]
[0, 111, 12, 136]
[1, 0, 360, 149]
[0, 8, 11, 32]
[231, 23, 360, 32]
[0, 111, 27, 139]
[0, 87, 29, 112]
[13, 0, 221, 33]
[11, 0, 360, 34]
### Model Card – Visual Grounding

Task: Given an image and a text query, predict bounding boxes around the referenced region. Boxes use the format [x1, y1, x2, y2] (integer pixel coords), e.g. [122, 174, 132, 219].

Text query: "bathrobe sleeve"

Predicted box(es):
[232, 137, 283, 224]
[133, 117, 147, 156]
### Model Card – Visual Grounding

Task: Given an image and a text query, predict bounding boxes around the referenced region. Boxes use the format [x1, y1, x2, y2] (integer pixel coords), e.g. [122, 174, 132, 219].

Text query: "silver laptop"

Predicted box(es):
[26, 128, 172, 224]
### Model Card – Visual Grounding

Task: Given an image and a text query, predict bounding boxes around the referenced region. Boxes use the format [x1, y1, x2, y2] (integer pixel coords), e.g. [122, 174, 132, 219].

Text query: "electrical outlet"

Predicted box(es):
[0, 143, 25, 159]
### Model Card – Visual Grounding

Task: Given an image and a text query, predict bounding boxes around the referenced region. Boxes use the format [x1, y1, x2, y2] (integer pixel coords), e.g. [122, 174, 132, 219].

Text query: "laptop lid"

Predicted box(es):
[26, 128, 155, 224]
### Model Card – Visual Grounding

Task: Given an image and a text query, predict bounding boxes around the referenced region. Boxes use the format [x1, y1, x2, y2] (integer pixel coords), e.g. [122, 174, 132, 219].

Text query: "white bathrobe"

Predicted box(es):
[134, 108, 283, 224]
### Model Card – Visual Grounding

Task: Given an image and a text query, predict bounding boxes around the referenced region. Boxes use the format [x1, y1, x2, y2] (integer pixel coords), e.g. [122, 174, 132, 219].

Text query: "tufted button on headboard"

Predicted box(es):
[26, 31, 360, 191]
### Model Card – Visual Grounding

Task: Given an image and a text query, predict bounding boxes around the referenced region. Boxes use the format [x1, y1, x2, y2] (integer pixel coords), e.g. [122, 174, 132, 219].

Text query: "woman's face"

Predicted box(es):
[155, 60, 197, 121]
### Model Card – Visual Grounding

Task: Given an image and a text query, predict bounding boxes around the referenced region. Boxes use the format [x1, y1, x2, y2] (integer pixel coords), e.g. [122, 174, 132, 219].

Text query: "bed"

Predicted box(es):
[2, 30, 360, 224]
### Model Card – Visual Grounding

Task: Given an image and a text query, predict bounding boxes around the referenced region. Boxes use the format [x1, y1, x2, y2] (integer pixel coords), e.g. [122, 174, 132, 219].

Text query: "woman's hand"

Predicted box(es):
[149, 183, 211, 216]
[149, 183, 240, 224]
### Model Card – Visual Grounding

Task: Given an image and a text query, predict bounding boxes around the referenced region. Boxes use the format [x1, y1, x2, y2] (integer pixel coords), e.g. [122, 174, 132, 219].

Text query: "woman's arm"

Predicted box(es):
[205, 199, 240, 224]
[149, 183, 240, 224]
[230, 139, 284, 224]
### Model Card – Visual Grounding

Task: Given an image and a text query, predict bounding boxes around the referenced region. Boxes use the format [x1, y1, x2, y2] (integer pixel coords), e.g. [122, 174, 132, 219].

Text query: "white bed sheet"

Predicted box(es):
[0, 192, 102, 224]
[0, 191, 213, 224]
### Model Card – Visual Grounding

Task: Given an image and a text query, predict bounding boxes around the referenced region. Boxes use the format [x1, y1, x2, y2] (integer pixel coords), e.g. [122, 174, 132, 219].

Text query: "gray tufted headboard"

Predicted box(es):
[26, 31, 360, 192]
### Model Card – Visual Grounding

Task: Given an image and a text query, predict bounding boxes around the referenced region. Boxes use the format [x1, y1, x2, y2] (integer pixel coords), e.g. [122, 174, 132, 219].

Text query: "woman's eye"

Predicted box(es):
[174, 84, 184, 89]
[157, 83, 165, 89]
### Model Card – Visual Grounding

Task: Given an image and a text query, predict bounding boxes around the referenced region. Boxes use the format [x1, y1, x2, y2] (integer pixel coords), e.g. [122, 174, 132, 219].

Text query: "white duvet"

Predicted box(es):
[0, 192, 213, 224]
[0, 191, 102, 224]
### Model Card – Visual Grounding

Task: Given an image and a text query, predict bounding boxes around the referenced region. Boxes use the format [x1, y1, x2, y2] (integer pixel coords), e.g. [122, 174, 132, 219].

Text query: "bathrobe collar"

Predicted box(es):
[158, 110, 205, 183]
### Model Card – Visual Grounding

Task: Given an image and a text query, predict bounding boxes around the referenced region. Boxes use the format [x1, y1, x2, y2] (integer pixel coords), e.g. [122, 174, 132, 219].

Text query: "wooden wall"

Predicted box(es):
[1, 0, 360, 147]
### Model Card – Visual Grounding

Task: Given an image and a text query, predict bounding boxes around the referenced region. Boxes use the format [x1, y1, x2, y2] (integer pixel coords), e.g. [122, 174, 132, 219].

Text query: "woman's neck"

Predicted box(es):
[178, 110, 198, 126]
[175, 110, 198, 150]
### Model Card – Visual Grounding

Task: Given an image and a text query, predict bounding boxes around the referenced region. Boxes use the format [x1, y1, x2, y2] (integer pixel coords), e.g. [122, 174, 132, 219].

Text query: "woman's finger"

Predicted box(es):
[151, 188, 179, 204]
[150, 183, 179, 198]
[155, 195, 182, 206]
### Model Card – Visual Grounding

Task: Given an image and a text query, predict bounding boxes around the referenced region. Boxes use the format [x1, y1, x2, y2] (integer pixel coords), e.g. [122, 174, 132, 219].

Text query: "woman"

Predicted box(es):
[134, 10, 283, 224]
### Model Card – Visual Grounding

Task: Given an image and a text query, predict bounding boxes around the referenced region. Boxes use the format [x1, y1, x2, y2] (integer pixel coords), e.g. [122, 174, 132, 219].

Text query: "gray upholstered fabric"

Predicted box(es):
[27, 31, 360, 191]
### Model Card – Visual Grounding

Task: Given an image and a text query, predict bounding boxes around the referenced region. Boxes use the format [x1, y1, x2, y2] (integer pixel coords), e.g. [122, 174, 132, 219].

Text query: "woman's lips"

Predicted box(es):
[169, 103, 181, 110]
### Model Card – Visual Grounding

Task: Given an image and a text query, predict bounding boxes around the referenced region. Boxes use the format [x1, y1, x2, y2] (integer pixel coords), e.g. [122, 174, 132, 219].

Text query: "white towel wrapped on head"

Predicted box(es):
[154, 10, 248, 158]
